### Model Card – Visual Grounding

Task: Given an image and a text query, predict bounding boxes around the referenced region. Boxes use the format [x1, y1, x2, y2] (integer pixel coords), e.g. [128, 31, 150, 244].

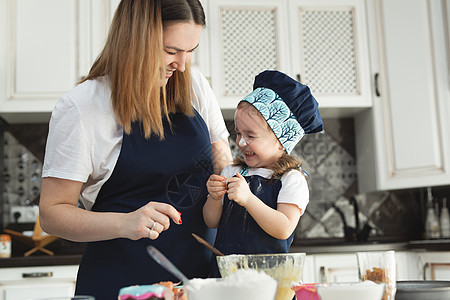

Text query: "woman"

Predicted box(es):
[39, 1, 232, 299]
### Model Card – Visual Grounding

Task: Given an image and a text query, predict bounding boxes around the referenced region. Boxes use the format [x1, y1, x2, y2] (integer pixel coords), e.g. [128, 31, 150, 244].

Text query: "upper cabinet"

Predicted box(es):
[1, 0, 372, 122]
[355, 0, 450, 193]
[288, 0, 372, 115]
[207, 0, 372, 117]
[191, 0, 211, 79]
[208, 0, 291, 113]
[0, 0, 117, 123]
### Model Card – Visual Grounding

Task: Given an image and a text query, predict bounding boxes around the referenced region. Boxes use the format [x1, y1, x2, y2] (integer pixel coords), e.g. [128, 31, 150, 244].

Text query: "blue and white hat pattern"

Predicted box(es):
[242, 87, 305, 154]
[241, 70, 324, 154]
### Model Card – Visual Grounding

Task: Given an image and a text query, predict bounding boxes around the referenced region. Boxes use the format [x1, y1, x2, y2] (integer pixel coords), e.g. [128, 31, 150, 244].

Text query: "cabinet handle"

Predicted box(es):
[22, 272, 53, 278]
[374, 73, 381, 97]
[423, 262, 429, 280]
[319, 266, 326, 283]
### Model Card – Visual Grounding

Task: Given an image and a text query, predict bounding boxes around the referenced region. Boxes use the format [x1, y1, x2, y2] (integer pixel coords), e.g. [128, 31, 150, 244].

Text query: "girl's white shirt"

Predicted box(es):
[221, 165, 309, 215]
[42, 67, 229, 210]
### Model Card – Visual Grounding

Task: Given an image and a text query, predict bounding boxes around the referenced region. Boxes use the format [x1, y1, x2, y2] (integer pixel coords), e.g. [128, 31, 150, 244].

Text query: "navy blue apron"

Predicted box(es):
[211, 172, 294, 277]
[75, 110, 215, 300]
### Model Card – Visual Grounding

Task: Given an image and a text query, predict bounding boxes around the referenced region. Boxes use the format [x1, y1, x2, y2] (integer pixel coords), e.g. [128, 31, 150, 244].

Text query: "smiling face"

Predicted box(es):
[163, 21, 202, 82]
[234, 103, 285, 168]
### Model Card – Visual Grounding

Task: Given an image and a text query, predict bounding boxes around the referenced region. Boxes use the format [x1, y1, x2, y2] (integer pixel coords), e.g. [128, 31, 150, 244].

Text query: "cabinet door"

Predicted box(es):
[0, 0, 109, 123]
[302, 255, 316, 283]
[418, 252, 450, 281]
[355, 0, 450, 192]
[208, 0, 291, 111]
[1, 283, 75, 300]
[395, 251, 421, 281]
[0, 265, 78, 300]
[288, 0, 372, 113]
[314, 254, 359, 283]
[191, 0, 211, 79]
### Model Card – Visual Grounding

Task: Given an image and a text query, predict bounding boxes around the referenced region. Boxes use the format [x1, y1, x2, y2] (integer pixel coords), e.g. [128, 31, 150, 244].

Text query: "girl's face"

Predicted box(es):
[163, 22, 202, 82]
[234, 105, 285, 168]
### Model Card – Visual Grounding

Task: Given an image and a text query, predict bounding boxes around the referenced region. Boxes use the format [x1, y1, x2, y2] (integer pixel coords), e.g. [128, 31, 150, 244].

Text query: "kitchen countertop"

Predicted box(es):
[0, 254, 82, 268]
[291, 238, 450, 254]
[2, 239, 450, 269]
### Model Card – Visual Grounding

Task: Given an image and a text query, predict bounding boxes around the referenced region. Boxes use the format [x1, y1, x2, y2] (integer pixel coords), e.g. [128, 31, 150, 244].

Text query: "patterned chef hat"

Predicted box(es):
[241, 70, 323, 154]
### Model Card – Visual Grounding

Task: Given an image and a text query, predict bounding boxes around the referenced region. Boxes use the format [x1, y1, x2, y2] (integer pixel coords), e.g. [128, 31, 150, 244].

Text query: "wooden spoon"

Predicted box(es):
[191, 233, 225, 256]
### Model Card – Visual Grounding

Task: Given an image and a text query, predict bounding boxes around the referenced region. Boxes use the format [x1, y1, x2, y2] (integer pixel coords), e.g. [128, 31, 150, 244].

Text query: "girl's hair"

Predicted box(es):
[80, 0, 206, 139]
[233, 101, 304, 179]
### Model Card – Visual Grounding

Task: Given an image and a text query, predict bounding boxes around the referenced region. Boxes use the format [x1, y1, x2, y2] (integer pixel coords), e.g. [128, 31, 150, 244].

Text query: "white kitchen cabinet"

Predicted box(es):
[395, 251, 422, 280]
[191, 0, 211, 79]
[355, 0, 450, 193]
[0, 0, 117, 123]
[301, 255, 316, 283]
[302, 251, 425, 283]
[0, 265, 79, 300]
[302, 253, 359, 283]
[207, 0, 372, 118]
[208, 0, 291, 113]
[288, 0, 372, 114]
[418, 252, 450, 281]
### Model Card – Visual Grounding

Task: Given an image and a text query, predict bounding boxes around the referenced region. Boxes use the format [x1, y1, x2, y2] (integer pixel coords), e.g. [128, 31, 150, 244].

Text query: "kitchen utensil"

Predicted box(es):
[316, 281, 385, 300]
[4, 213, 59, 256]
[191, 233, 224, 256]
[396, 280, 450, 300]
[147, 245, 190, 285]
[356, 250, 396, 300]
[217, 252, 306, 300]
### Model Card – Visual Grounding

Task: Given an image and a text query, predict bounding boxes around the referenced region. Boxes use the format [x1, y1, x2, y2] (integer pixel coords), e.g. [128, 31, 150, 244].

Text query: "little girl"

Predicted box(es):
[203, 70, 323, 276]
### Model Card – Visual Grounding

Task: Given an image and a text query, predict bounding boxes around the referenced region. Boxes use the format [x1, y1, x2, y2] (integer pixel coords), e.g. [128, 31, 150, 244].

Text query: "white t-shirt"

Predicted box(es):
[220, 165, 309, 215]
[42, 67, 229, 210]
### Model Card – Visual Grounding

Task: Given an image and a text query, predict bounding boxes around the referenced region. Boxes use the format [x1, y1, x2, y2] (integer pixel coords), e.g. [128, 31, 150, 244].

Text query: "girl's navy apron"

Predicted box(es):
[75, 110, 215, 300]
[211, 171, 294, 277]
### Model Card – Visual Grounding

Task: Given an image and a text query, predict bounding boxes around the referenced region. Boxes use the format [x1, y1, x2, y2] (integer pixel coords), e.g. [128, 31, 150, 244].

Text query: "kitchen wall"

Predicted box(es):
[225, 117, 450, 244]
[2, 118, 450, 244]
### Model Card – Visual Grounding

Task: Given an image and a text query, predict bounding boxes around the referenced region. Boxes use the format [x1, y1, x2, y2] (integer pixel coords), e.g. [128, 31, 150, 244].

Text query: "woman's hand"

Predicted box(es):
[226, 172, 253, 207]
[206, 174, 227, 201]
[40, 177, 182, 242]
[123, 202, 182, 240]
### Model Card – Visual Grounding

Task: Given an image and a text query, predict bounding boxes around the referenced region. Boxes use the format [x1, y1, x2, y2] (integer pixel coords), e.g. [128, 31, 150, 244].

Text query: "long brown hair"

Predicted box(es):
[80, 0, 206, 138]
[233, 101, 304, 179]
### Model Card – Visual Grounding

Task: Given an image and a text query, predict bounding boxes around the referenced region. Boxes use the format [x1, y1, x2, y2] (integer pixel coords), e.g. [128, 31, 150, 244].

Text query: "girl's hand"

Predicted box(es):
[206, 174, 227, 201]
[122, 202, 182, 240]
[227, 172, 253, 207]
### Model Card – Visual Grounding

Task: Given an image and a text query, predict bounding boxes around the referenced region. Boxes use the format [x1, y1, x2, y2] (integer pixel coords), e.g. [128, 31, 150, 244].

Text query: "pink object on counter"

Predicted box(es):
[118, 285, 166, 300]
[291, 283, 321, 300]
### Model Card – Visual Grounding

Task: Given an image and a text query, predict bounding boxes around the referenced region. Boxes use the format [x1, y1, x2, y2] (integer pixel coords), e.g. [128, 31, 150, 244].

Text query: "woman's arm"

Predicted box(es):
[211, 138, 232, 174]
[39, 177, 182, 242]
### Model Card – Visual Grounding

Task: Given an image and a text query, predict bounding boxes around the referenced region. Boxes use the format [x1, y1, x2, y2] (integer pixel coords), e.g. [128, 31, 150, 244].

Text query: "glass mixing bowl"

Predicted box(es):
[217, 253, 306, 300]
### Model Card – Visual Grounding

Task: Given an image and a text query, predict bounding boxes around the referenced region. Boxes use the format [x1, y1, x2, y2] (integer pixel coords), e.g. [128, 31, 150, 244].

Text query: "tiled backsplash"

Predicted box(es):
[225, 119, 450, 243]
[1, 123, 48, 227]
[2, 119, 450, 243]
[2, 132, 42, 224]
